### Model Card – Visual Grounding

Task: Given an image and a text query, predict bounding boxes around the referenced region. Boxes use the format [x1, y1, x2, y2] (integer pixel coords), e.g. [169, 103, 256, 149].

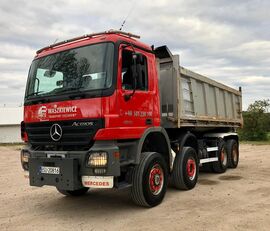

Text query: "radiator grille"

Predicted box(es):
[25, 119, 104, 150]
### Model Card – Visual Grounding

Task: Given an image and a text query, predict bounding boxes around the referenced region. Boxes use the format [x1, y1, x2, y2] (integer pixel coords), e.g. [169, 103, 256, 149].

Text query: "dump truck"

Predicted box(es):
[20, 30, 243, 207]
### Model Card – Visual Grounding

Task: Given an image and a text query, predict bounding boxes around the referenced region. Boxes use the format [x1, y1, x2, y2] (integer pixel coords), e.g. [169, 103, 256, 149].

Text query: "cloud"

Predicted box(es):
[0, 0, 269, 109]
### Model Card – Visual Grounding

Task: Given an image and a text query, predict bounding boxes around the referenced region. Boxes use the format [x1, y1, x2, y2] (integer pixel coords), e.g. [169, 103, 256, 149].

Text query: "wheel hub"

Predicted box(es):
[154, 174, 160, 185]
[221, 151, 224, 162]
[186, 158, 196, 180]
[221, 148, 227, 166]
[149, 164, 164, 195]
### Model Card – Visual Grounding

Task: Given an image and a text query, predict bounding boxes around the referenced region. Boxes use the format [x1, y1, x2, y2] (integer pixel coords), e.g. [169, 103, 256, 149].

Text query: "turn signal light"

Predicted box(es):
[21, 150, 30, 171]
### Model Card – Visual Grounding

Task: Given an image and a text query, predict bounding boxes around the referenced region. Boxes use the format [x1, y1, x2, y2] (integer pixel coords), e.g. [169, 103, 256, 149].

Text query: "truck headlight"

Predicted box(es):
[21, 150, 30, 171]
[88, 152, 108, 167]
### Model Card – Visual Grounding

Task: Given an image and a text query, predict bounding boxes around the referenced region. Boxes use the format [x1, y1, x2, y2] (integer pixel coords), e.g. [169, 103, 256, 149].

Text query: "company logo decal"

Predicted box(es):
[37, 105, 78, 120]
[48, 105, 77, 114]
[38, 106, 47, 119]
[83, 181, 110, 187]
[50, 124, 63, 141]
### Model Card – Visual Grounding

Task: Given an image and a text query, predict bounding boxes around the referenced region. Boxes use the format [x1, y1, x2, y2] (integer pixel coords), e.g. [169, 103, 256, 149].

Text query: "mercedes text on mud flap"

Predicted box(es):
[20, 30, 242, 207]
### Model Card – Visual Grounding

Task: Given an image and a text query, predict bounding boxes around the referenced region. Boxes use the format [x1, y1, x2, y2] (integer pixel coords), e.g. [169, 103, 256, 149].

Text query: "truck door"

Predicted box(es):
[117, 45, 154, 134]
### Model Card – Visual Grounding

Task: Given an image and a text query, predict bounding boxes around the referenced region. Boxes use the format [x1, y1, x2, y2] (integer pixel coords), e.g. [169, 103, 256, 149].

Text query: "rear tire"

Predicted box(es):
[131, 152, 168, 207]
[171, 147, 199, 190]
[57, 187, 89, 196]
[226, 139, 239, 168]
[212, 140, 228, 173]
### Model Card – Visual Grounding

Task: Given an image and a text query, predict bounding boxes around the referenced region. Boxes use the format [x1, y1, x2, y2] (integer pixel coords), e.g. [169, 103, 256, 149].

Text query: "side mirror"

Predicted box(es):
[124, 53, 143, 101]
[132, 53, 143, 66]
[131, 52, 143, 83]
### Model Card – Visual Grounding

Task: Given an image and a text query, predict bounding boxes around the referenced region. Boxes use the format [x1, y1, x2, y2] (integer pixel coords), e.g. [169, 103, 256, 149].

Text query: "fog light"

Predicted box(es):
[88, 152, 108, 167]
[21, 150, 30, 171]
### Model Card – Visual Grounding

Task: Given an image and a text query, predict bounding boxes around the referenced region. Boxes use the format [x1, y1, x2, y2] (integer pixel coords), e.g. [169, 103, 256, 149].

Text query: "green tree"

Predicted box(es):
[239, 99, 270, 141]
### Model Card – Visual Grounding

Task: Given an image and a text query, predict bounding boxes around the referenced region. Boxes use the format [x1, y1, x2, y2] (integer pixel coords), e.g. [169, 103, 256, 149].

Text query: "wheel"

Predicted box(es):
[171, 147, 199, 190]
[131, 152, 168, 207]
[57, 187, 89, 196]
[212, 140, 228, 173]
[226, 139, 239, 168]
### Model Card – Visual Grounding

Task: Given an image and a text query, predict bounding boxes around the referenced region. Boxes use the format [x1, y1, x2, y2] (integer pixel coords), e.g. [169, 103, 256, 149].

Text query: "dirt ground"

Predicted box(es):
[0, 144, 269, 231]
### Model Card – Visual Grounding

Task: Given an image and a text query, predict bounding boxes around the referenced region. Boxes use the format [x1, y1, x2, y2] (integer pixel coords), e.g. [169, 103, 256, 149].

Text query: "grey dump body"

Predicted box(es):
[155, 46, 243, 129]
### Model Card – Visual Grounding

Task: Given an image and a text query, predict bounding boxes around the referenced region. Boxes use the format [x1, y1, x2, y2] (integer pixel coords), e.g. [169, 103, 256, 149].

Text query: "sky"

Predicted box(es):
[0, 0, 269, 109]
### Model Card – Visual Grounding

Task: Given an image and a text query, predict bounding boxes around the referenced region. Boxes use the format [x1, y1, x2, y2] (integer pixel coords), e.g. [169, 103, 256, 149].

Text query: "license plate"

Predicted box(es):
[40, 166, 60, 175]
[82, 176, 113, 188]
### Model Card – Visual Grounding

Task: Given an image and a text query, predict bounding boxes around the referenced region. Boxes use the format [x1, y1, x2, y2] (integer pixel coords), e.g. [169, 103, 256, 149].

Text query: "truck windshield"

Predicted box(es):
[26, 42, 114, 98]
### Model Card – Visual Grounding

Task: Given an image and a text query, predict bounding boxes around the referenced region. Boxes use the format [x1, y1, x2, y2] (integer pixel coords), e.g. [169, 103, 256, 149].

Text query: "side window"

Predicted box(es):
[121, 49, 148, 91]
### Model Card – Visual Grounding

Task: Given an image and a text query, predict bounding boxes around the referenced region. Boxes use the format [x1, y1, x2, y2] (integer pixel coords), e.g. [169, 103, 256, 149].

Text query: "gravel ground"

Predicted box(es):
[0, 144, 269, 231]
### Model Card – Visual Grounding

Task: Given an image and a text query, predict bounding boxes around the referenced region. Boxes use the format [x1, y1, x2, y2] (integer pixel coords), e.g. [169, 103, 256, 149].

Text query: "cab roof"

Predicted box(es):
[35, 30, 152, 58]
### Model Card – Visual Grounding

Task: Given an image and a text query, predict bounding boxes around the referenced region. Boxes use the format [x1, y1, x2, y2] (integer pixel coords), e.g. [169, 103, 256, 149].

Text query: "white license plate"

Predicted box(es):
[82, 176, 113, 188]
[40, 166, 60, 175]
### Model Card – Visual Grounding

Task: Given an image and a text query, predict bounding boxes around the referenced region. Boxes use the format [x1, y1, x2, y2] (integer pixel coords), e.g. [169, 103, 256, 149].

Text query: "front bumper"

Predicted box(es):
[29, 157, 81, 190]
[25, 141, 121, 190]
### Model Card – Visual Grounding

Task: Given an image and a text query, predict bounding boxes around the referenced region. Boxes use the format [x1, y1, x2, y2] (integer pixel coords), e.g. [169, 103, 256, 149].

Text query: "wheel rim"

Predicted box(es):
[149, 164, 164, 195]
[221, 147, 228, 166]
[232, 144, 238, 163]
[186, 158, 196, 180]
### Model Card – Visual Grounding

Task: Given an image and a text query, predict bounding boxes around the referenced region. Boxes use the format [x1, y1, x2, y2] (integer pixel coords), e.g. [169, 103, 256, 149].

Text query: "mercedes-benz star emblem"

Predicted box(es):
[50, 124, 62, 141]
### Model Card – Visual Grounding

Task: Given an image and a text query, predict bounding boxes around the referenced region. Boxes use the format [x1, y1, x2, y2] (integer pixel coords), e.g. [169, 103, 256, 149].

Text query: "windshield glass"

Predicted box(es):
[26, 42, 114, 98]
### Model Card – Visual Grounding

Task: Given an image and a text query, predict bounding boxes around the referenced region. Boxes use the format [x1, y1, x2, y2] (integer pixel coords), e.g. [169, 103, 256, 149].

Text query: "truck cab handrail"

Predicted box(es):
[36, 29, 141, 54]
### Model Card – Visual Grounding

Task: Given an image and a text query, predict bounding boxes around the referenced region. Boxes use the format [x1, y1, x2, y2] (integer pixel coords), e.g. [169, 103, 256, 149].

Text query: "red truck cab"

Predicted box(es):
[24, 31, 160, 136]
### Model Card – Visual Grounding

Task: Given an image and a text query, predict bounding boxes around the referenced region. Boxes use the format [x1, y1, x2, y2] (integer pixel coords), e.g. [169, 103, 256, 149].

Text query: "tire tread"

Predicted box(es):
[227, 139, 239, 168]
[131, 152, 152, 207]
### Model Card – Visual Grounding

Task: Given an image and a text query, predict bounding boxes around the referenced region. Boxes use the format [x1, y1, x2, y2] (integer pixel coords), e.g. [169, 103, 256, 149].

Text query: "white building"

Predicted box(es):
[0, 107, 23, 143]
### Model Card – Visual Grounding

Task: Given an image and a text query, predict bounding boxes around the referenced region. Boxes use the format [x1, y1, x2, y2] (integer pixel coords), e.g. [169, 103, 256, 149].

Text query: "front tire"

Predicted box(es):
[131, 152, 168, 207]
[57, 187, 89, 196]
[171, 147, 199, 190]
